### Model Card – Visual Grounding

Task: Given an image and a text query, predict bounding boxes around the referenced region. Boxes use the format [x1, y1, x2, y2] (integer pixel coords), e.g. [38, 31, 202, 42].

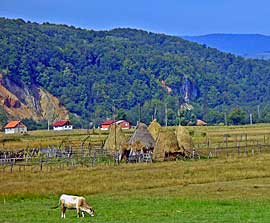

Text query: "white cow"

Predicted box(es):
[53, 194, 94, 218]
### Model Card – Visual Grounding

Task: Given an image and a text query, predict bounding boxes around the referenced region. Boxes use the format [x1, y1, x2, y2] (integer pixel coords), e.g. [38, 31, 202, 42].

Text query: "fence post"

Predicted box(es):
[92, 149, 96, 167]
[10, 162, 13, 173]
[214, 147, 217, 157]
[39, 158, 43, 172]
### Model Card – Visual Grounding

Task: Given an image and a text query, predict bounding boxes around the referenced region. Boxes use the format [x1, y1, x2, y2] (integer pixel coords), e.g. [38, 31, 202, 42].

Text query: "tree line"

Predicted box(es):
[1, 18, 270, 127]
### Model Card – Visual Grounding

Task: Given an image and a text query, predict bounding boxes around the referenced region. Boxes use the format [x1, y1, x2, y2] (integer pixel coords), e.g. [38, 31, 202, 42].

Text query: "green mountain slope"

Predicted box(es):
[1, 18, 270, 126]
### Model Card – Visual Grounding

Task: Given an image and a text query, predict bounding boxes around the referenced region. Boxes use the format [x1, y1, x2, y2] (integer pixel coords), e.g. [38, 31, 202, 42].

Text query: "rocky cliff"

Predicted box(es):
[0, 74, 69, 121]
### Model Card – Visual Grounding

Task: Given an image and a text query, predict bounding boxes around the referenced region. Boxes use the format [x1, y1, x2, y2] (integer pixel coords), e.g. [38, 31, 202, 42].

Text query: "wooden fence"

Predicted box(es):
[2, 132, 270, 173]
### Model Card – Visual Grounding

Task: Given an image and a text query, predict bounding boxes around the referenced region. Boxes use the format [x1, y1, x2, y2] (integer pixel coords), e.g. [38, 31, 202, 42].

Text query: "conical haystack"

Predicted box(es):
[103, 124, 128, 153]
[128, 123, 155, 151]
[153, 129, 182, 161]
[175, 125, 194, 152]
[148, 119, 161, 141]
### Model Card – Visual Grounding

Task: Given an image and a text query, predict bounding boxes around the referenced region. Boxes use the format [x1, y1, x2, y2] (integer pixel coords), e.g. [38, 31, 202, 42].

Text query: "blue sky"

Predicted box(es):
[1, 0, 270, 36]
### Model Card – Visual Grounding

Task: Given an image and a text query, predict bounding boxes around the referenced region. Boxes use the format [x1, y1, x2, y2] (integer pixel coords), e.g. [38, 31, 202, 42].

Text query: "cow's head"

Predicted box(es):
[86, 207, 94, 217]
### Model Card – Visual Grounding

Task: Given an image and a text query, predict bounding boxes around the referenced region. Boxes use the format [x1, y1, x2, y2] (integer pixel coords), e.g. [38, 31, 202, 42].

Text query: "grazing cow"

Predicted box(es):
[53, 194, 94, 218]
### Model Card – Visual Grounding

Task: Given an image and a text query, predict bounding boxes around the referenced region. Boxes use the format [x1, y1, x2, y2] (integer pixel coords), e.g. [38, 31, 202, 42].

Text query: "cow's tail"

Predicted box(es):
[51, 199, 60, 209]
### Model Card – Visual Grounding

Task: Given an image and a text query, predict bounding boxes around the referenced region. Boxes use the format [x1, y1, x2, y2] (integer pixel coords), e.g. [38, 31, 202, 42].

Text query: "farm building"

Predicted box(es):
[53, 120, 73, 131]
[100, 120, 115, 130]
[4, 120, 27, 134]
[100, 120, 130, 130]
[196, 119, 207, 126]
[115, 120, 130, 129]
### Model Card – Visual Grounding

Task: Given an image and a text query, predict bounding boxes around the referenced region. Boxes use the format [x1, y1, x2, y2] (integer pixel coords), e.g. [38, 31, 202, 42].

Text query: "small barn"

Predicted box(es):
[4, 121, 27, 134]
[53, 120, 73, 131]
[100, 120, 115, 130]
[115, 120, 130, 130]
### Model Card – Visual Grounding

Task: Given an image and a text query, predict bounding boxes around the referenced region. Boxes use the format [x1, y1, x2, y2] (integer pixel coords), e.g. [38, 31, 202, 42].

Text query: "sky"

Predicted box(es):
[1, 0, 270, 36]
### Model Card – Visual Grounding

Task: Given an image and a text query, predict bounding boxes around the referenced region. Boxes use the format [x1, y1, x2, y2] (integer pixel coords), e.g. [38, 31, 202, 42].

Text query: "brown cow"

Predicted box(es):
[53, 194, 94, 218]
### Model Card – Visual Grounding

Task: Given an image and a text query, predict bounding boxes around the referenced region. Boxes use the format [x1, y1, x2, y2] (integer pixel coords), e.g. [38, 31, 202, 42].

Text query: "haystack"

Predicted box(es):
[153, 129, 182, 161]
[175, 125, 194, 152]
[128, 123, 155, 152]
[103, 124, 128, 153]
[148, 119, 161, 141]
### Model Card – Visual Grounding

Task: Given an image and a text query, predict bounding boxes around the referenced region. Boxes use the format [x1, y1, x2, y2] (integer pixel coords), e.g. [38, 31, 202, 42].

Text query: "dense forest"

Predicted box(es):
[1, 18, 270, 127]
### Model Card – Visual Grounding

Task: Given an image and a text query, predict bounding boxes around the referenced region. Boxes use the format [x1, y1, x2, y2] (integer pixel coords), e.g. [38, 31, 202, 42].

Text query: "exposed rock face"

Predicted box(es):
[0, 74, 69, 121]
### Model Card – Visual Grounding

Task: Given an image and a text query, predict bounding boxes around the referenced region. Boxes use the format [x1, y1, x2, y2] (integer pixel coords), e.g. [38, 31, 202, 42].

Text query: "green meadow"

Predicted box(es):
[1, 154, 270, 222]
[1, 125, 270, 222]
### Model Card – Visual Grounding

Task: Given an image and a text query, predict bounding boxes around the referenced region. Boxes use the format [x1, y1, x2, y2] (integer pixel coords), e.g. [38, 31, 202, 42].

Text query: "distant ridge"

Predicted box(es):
[182, 34, 270, 59]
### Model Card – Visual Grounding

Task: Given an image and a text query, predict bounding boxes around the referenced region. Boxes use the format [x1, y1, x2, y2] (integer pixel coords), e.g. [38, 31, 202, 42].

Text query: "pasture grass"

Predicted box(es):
[1, 155, 270, 222]
[2, 125, 270, 222]
[0, 196, 270, 223]
[2, 123, 270, 150]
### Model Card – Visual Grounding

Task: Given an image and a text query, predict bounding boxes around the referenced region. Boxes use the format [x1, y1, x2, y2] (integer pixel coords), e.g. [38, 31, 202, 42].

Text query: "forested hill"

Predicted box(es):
[1, 18, 270, 126]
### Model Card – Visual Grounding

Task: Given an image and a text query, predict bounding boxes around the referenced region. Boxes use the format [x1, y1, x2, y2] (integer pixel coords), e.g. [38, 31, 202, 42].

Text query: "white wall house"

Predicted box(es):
[53, 120, 73, 131]
[4, 121, 27, 134]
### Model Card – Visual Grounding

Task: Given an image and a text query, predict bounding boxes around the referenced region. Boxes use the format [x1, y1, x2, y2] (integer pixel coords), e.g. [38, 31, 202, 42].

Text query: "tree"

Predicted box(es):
[228, 108, 247, 125]
[116, 108, 127, 120]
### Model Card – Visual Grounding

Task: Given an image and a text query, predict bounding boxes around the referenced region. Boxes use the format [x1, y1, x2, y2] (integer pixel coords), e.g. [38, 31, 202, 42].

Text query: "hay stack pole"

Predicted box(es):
[175, 125, 194, 154]
[153, 129, 181, 161]
[128, 123, 155, 152]
[103, 124, 128, 154]
[148, 119, 161, 141]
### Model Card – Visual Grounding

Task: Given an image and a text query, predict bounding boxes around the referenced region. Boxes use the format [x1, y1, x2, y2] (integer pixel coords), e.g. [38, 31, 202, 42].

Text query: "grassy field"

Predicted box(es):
[1, 125, 270, 222]
[1, 154, 270, 222]
[2, 123, 270, 151]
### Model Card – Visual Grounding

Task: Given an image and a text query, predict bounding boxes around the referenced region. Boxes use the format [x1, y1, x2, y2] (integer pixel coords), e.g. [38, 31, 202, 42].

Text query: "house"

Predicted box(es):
[196, 119, 207, 126]
[100, 120, 131, 130]
[53, 120, 73, 131]
[116, 120, 130, 130]
[4, 121, 27, 134]
[100, 120, 116, 130]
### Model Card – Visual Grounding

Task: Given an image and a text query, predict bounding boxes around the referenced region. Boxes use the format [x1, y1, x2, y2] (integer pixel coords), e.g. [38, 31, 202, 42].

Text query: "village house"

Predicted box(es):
[100, 120, 131, 130]
[116, 120, 130, 130]
[100, 120, 115, 130]
[53, 120, 73, 131]
[196, 119, 207, 126]
[4, 120, 27, 134]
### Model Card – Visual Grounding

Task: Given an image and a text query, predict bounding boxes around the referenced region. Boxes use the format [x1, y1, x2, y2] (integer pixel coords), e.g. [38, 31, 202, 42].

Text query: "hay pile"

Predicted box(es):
[175, 125, 194, 152]
[103, 124, 128, 153]
[128, 123, 155, 151]
[148, 119, 161, 141]
[153, 129, 180, 161]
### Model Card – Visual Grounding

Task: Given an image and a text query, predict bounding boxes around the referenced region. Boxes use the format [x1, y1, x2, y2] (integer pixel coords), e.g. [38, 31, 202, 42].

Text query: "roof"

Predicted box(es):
[101, 120, 116, 125]
[53, 120, 72, 127]
[196, 119, 207, 126]
[4, 121, 21, 129]
[115, 120, 129, 124]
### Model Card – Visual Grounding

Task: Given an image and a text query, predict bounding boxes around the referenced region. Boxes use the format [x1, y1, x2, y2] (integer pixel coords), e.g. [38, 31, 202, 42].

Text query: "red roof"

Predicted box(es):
[53, 120, 72, 127]
[101, 120, 116, 125]
[4, 121, 21, 129]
